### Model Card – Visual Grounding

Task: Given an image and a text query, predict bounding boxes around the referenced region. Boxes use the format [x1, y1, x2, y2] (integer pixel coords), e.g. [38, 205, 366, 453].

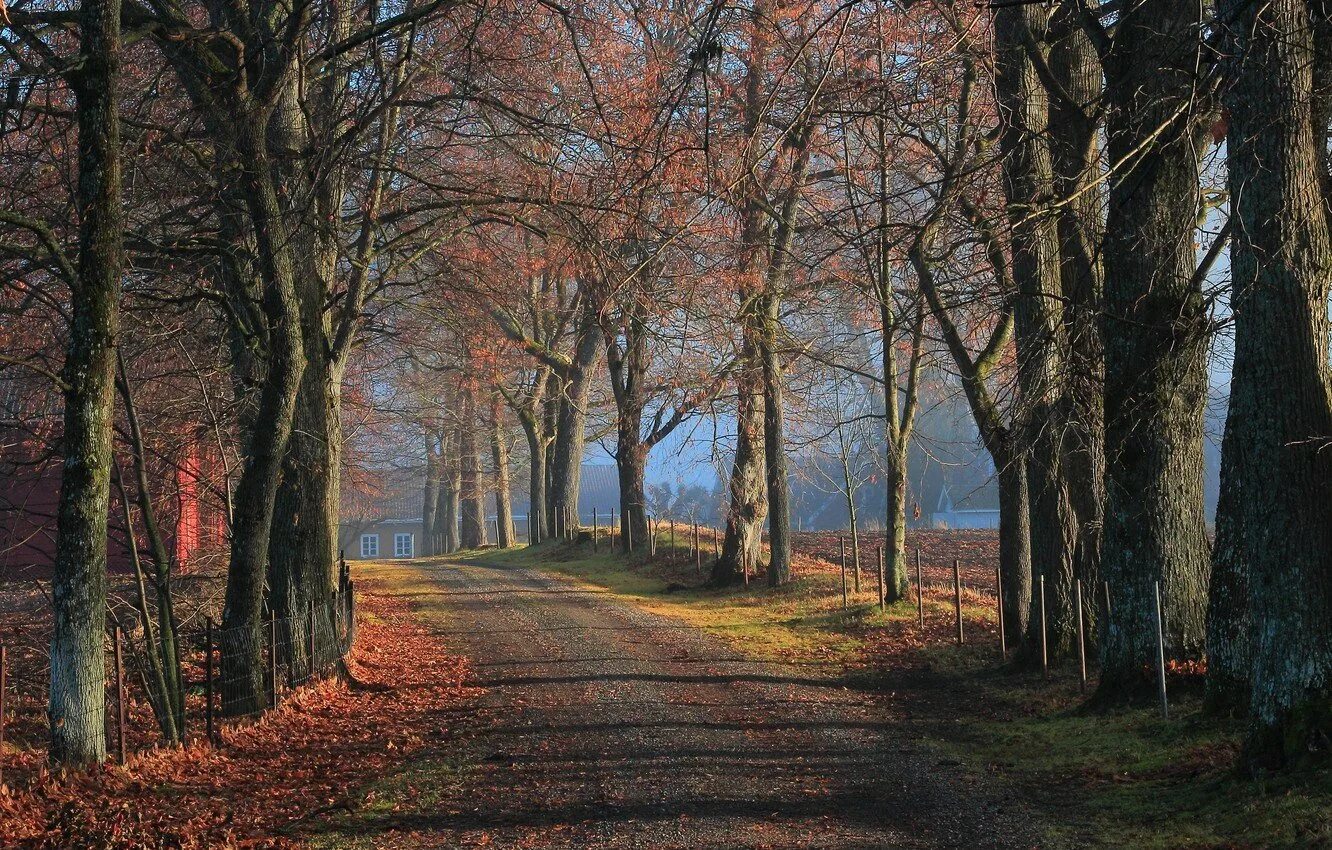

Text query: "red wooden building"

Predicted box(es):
[1, 394, 227, 577]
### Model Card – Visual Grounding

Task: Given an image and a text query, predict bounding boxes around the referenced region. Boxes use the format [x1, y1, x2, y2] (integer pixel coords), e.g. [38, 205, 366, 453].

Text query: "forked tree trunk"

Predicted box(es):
[1214, 0, 1332, 764]
[220, 125, 307, 716]
[882, 441, 910, 602]
[50, 0, 122, 763]
[1096, 0, 1212, 698]
[714, 349, 767, 585]
[550, 319, 601, 535]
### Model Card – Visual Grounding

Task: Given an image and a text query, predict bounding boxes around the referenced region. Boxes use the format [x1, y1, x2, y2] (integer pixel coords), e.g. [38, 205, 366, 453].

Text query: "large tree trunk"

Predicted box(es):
[1049, 5, 1106, 649]
[606, 306, 653, 553]
[997, 452, 1033, 643]
[491, 399, 515, 548]
[542, 388, 559, 539]
[220, 124, 307, 715]
[759, 294, 791, 586]
[714, 347, 767, 585]
[459, 385, 486, 549]
[549, 316, 601, 535]
[268, 350, 340, 675]
[1096, 0, 1212, 697]
[1215, 0, 1332, 764]
[617, 438, 649, 554]
[993, 5, 1078, 661]
[440, 437, 460, 554]
[49, 0, 122, 764]
[521, 418, 546, 545]
[882, 440, 910, 602]
[422, 434, 439, 557]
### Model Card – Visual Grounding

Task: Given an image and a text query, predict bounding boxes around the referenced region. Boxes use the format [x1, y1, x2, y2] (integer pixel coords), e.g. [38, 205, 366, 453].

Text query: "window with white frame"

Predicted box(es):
[394, 532, 414, 558]
[360, 533, 379, 558]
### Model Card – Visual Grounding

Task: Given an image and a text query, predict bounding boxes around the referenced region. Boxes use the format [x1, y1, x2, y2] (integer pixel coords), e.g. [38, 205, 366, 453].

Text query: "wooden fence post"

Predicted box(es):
[840, 536, 848, 609]
[851, 532, 860, 594]
[1, 644, 7, 785]
[915, 548, 924, 628]
[113, 625, 126, 765]
[877, 546, 885, 612]
[204, 618, 214, 745]
[694, 522, 701, 574]
[953, 559, 964, 645]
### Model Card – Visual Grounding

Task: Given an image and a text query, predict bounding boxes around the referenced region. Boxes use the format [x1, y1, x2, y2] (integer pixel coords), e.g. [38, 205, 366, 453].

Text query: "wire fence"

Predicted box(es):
[0, 570, 356, 780]
[548, 517, 1174, 716]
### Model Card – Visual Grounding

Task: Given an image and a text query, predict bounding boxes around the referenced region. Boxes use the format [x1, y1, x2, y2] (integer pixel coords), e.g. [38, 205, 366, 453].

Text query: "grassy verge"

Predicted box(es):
[463, 537, 992, 664]
[461, 538, 1332, 850]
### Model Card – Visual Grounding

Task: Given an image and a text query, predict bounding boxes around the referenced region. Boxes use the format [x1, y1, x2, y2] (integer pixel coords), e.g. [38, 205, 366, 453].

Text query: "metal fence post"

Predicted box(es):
[953, 559, 964, 645]
[204, 619, 215, 745]
[114, 625, 126, 765]
[996, 565, 1006, 658]
[1155, 581, 1169, 719]
[269, 616, 279, 710]
[1040, 575, 1049, 679]
[627, 515, 634, 554]
[1076, 578, 1088, 692]
[308, 599, 317, 680]
[593, 507, 599, 553]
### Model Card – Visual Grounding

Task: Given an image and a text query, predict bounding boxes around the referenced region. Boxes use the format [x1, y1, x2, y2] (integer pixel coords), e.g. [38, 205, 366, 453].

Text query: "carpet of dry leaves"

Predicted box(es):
[0, 581, 478, 849]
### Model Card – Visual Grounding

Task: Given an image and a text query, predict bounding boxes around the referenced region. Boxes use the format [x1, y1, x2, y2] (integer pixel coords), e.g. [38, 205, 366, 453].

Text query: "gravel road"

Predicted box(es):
[362, 558, 1043, 850]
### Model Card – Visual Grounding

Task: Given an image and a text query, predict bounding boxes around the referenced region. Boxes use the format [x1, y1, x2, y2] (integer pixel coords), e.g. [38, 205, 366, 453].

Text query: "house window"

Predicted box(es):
[360, 534, 379, 558]
[394, 533, 414, 558]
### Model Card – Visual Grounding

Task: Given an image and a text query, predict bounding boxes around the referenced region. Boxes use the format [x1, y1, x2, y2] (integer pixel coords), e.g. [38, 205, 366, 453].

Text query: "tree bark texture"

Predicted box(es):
[1215, 0, 1332, 763]
[1097, 0, 1213, 697]
[460, 383, 487, 550]
[994, 6, 1079, 662]
[49, 0, 123, 764]
[491, 398, 515, 548]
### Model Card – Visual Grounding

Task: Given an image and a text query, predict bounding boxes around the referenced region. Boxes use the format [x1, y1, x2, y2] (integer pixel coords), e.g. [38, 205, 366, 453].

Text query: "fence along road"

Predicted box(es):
[357, 557, 1039, 849]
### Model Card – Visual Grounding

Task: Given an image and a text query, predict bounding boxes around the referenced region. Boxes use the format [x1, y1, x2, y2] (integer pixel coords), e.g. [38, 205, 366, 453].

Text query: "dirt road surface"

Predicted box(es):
[348, 558, 1042, 849]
